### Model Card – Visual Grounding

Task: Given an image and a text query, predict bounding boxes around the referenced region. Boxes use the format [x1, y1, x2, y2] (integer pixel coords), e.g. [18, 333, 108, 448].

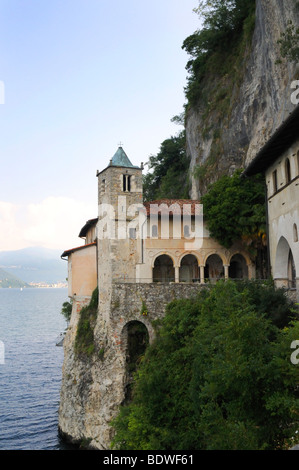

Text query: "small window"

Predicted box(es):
[285, 158, 291, 184]
[151, 225, 158, 237]
[297, 150, 299, 175]
[101, 179, 106, 193]
[294, 223, 298, 243]
[123, 175, 132, 192]
[272, 170, 278, 193]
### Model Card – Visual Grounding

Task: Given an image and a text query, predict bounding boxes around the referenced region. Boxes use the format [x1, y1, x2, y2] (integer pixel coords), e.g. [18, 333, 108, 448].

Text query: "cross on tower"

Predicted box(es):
[118, 141, 123, 148]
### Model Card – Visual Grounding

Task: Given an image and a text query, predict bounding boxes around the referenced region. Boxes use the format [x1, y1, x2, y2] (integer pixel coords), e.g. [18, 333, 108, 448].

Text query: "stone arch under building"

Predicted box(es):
[179, 254, 199, 282]
[274, 236, 296, 289]
[228, 254, 249, 279]
[153, 254, 175, 282]
[121, 320, 149, 404]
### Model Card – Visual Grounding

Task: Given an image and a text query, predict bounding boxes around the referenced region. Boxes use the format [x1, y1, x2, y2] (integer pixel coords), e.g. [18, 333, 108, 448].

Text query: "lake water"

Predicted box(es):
[0, 288, 75, 450]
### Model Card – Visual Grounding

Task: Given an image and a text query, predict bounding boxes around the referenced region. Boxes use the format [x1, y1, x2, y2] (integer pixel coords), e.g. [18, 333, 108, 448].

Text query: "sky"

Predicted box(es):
[0, 0, 200, 252]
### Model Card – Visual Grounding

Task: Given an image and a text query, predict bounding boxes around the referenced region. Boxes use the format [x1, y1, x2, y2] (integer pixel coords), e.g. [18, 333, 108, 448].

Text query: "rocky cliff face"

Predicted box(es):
[187, 0, 299, 199]
[58, 284, 208, 449]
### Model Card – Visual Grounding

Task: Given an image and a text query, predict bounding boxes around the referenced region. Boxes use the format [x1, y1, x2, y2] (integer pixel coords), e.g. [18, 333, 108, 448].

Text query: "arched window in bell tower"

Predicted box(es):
[123, 174, 132, 192]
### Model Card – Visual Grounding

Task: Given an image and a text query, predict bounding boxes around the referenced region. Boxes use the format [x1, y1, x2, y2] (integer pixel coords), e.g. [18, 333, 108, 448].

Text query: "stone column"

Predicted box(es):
[175, 266, 179, 283]
[224, 265, 229, 280]
[200, 265, 205, 284]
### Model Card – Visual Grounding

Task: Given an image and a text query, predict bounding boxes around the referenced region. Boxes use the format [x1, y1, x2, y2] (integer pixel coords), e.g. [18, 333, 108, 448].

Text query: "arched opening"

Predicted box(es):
[153, 255, 175, 282]
[179, 254, 199, 282]
[204, 254, 224, 282]
[285, 158, 291, 184]
[229, 254, 248, 280]
[122, 321, 149, 404]
[288, 250, 296, 289]
[275, 236, 296, 289]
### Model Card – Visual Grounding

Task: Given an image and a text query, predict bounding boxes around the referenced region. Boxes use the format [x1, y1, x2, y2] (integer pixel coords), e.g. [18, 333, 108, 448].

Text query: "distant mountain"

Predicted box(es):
[0, 267, 29, 288]
[0, 247, 67, 283]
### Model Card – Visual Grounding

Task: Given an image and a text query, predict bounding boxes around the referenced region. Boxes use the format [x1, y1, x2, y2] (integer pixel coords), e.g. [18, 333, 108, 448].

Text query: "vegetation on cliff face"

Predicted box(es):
[143, 1, 257, 202]
[75, 287, 98, 357]
[143, 131, 190, 202]
[182, 0, 256, 193]
[278, 8, 299, 63]
[61, 299, 73, 323]
[182, 0, 256, 109]
[111, 280, 298, 450]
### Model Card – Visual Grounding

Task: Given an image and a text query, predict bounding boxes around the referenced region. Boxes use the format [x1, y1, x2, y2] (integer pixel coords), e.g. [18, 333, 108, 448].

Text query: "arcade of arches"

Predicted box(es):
[153, 252, 252, 283]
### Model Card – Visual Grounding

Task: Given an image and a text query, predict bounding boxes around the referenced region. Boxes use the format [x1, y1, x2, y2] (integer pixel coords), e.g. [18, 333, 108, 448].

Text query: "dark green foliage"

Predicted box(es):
[143, 131, 189, 202]
[75, 287, 98, 357]
[200, 169, 266, 252]
[111, 281, 299, 450]
[61, 300, 73, 322]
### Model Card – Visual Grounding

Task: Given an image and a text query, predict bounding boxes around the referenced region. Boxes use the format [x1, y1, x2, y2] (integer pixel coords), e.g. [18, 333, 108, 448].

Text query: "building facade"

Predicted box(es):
[244, 105, 299, 301]
[62, 146, 255, 302]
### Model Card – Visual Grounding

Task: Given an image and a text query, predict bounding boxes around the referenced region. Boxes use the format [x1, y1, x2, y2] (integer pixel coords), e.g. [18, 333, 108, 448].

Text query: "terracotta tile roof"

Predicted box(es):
[143, 199, 201, 216]
[61, 242, 97, 259]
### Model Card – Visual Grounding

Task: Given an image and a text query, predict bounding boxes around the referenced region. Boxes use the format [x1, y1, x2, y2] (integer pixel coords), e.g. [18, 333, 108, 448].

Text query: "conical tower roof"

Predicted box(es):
[111, 147, 139, 168]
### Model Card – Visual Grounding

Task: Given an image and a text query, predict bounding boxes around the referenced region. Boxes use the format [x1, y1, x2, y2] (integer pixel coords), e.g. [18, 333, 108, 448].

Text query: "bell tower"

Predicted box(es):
[96, 147, 144, 312]
[97, 145, 143, 217]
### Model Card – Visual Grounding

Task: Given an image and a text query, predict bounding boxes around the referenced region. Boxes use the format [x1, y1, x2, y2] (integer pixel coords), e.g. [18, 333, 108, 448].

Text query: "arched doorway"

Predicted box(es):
[288, 250, 296, 289]
[179, 254, 199, 282]
[204, 254, 224, 282]
[229, 254, 248, 279]
[153, 255, 175, 282]
[122, 321, 149, 404]
[275, 236, 296, 289]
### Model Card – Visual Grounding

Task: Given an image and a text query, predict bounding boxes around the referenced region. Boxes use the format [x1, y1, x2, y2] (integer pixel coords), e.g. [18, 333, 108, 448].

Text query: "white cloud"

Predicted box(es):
[0, 197, 96, 251]
[0, 202, 24, 251]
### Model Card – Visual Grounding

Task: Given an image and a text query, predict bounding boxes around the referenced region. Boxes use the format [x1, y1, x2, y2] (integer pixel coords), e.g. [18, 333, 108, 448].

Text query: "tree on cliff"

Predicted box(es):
[200, 169, 268, 277]
[182, 0, 256, 106]
[142, 131, 189, 202]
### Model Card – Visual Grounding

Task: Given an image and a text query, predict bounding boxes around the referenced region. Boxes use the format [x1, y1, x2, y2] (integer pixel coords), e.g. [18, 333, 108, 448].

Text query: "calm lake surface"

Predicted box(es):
[0, 288, 74, 450]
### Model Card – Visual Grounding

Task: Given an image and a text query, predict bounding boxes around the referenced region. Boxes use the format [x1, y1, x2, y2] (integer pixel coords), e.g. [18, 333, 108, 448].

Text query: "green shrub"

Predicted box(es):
[60, 299, 73, 322]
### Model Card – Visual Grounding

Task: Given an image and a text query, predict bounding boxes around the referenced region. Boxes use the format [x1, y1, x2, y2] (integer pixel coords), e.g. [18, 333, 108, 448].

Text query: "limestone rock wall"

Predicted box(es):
[187, 0, 299, 199]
